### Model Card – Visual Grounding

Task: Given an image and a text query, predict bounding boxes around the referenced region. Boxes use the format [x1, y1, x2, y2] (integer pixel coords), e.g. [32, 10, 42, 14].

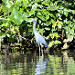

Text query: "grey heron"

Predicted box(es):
[28, 19, 48, 55]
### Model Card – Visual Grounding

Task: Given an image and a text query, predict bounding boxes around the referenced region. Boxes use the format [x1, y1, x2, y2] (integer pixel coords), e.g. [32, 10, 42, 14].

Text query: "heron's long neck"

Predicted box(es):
[33, 21, 37, 34]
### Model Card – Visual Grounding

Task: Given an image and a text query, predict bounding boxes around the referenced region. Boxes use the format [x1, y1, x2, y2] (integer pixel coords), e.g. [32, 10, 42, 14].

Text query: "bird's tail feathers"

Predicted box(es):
[45, 45, 48, 48]
[43, 44, 48, 48]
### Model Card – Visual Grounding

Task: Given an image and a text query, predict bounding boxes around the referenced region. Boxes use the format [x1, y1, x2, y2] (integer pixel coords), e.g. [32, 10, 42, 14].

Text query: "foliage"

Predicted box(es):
[0, 0, 75, 50]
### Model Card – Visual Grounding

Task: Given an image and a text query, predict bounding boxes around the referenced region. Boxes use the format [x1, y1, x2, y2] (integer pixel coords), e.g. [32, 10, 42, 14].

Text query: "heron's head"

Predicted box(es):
[28, 19, 37, 23]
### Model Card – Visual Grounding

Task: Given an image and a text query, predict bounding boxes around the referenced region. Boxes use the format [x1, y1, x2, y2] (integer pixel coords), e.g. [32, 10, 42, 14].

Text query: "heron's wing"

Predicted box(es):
[35, 33, 48, 47]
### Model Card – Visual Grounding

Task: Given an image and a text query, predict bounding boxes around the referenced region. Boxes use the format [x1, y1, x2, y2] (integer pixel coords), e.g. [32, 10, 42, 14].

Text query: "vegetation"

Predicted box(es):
[0, 0, 75, 51]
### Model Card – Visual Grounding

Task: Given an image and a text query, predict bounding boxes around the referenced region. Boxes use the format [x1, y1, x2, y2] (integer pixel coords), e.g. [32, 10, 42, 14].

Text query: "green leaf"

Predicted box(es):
[47, 6, 58, 11]
[42, 9, 49, 20]
[37, 13, 46, 21]
[6, 1, 13, 8]
[49, 13, 55, 18]
[3, 7, 9, 15]
[48, 41, 54, 48]
[64, 11, 68, 17]
[70, 29, 74, 34]
[7, 34, 10, 37]
[29, 9, 35, 16]
[51, 19, 55, 25]
[44, 21, 51, 26]
[23, 0, 29, 8]
[54, 40, 61, 44]
[37, 10, 49, 21]
[2, 0, 8, 4]
[46, 15, 49, 20]
[1, 23, 9, 27]
[45, 27, 50, 31]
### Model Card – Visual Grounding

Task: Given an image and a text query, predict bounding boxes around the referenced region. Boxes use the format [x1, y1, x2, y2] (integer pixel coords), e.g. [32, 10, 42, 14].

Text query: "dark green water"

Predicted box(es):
[0, 49, 75, 75]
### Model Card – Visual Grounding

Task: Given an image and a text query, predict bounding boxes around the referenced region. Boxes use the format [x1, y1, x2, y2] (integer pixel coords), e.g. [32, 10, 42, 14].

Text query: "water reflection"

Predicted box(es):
[0, 49, 75, 75]
[35, 56, 48, 75]
[62, 50, 75, 75]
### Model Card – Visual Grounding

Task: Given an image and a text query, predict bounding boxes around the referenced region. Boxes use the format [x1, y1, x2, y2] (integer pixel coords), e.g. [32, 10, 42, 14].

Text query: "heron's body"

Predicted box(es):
[34, 32, 48, 47]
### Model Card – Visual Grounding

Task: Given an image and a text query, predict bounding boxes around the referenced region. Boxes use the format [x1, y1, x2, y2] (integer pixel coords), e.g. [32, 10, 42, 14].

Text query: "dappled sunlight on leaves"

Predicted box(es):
[0, 0, 74, 51]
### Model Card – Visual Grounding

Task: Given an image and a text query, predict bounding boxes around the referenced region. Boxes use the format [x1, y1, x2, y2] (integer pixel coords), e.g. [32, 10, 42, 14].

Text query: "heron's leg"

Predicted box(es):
[40, 45, 43, 57]
[38, 44, 40, 56]
[41, 48, 44, 57]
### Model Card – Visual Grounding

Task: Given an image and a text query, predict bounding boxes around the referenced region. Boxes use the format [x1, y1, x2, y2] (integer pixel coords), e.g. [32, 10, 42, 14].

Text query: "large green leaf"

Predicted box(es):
[8, 8, 23, 25]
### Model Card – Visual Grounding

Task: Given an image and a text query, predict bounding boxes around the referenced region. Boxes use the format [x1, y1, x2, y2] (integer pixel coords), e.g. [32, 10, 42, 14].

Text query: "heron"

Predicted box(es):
[28, 19, 48, 55]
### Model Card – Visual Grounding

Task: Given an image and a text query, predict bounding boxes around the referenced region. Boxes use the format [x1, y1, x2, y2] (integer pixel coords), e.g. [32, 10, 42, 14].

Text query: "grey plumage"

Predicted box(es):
[28, 19, 48, 48]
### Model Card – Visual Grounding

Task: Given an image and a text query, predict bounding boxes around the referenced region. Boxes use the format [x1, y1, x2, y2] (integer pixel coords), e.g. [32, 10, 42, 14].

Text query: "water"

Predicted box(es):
[0, 49, 75, 75]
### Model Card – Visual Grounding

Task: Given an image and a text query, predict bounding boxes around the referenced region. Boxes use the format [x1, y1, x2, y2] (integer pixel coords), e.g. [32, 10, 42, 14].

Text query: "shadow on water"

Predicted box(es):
[0, 47, 75, 75]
